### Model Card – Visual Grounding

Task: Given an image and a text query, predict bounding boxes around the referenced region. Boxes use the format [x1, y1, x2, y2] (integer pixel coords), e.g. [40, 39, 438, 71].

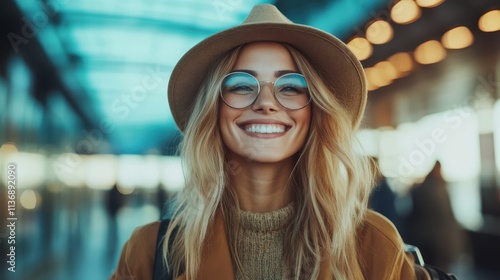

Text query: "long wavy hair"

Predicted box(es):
[163, 43, 375, 280]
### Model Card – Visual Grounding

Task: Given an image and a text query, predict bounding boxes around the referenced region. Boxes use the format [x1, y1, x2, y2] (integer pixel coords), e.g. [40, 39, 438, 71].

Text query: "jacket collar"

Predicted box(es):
[176, 211, 333, 280]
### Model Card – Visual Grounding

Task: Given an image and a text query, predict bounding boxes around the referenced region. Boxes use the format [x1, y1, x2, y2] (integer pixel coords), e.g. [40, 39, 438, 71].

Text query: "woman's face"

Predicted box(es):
[219, 42, 311, 164]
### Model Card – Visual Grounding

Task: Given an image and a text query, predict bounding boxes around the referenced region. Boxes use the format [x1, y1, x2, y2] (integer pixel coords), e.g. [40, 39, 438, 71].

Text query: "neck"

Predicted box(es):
[227, 153, 294, 212]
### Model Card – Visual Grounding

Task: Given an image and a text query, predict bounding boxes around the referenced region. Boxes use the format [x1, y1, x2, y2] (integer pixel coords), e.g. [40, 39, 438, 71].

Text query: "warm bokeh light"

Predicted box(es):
[20, 190, 39, 210]
[365, 66, 392, 88]
[375, 61, 399, 81]
[364, 68, 380, 91]
[347, 37, 373, 61]
[414, 40, 447, 64]
[117, 184, 135, 195]
[388, 52, 414, 74]
[441, 26, 474, 49]
[391, 0, 421, 24]
[0, 143, 18, 185]
[0, 142, 18, 155]
[366, 77, 380, 91]
[366, 20, 394, 44]
[364, 61, 402, 90]
[415, 0, 445, 8]
[478, 10, 500, 32]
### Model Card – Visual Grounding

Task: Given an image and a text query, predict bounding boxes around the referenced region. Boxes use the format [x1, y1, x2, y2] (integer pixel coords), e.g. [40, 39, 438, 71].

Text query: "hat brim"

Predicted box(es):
[168, 22, 367, 132]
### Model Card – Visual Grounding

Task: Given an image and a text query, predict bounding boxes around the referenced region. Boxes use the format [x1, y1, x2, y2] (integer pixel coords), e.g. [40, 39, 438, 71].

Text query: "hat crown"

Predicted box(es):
[242, 4, 293, 25]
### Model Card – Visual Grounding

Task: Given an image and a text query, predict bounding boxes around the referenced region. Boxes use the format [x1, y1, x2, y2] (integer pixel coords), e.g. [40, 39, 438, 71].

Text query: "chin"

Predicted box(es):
[242, 153, 294, 164]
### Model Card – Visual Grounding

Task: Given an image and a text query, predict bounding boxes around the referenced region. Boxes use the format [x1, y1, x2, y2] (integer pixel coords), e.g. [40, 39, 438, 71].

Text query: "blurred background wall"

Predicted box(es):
[0, 0, 499, 279]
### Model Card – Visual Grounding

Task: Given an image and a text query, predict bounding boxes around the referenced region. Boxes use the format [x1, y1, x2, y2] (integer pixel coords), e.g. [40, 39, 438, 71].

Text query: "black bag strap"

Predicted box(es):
[153, 219, 174, 280]
[423, 265, 458, 280]
[404, 244, 458, 280]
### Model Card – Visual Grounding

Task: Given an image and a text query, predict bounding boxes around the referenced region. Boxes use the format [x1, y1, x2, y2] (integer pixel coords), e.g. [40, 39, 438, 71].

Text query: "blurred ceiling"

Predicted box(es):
[0, 0, 498, 154]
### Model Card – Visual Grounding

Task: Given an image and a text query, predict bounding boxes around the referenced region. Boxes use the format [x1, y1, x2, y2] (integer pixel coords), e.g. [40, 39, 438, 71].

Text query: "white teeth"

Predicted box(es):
[244, 124, 286, 133]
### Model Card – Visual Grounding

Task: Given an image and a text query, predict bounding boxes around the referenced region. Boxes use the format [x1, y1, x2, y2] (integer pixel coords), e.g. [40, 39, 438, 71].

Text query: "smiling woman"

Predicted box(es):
[110, 4, 417, 280]
[219, 42, 311, 167]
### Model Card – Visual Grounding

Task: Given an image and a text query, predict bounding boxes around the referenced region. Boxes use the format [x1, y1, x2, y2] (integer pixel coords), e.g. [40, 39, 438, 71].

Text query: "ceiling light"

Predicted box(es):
[347, 37, 373, 61]
[478, 10, 500, 32]
[366, 81, 380, 92]
[414, 40, 447, 64]
[388, 52, 414, 74]
[441, 26, 474, 49]
[366, 20, 394, 44]
[391, 0, 421, 24]
[20, 190, 39, 210]
[415, 0, 445, 8]
[0, 142, 18, 155]
[364, 68, 380, 91]
[374, 61, 399, 81]
[365, 67, 392, 88]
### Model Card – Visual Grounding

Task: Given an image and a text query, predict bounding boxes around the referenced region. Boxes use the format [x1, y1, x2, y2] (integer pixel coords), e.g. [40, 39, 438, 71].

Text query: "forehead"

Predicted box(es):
[233, 42, 298, 75]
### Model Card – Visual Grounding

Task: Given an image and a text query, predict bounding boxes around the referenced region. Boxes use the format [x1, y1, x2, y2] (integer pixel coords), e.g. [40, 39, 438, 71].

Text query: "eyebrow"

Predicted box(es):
[232, 69, 300, 77]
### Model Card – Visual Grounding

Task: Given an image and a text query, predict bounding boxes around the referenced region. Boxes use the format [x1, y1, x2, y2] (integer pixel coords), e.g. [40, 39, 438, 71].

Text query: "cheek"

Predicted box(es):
[218, 105, 237, 144]
[219, 103, 236, 123]
[218, 107, 227, 139]
[294, 107, 312, 145]
[294, 106, 311, 130]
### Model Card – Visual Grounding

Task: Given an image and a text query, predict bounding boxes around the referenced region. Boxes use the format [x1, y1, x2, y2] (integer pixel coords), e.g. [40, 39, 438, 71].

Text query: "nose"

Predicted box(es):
[251, 83, 279, 113]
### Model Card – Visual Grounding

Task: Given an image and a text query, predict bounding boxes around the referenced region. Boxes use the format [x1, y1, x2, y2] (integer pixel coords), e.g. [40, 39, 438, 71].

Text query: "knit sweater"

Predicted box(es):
[236, 204, 294, 280]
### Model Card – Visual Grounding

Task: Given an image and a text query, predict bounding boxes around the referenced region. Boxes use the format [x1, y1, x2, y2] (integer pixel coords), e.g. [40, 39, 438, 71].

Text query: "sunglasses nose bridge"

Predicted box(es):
[252, 80, 280, 109]
[257, 80, 276, 99]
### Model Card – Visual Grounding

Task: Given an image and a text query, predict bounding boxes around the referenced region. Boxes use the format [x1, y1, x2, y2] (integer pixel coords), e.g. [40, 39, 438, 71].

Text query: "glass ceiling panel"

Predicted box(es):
[63, 26, 202, 66]
[58, 0, 271, 30]
[80, 68, 172, 122]
[80, 69, 170, 93]
[92, 96, 172, 125]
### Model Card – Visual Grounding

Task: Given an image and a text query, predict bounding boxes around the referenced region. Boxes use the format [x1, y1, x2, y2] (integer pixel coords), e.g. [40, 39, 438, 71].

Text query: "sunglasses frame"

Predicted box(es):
[219, 71, 312, 110]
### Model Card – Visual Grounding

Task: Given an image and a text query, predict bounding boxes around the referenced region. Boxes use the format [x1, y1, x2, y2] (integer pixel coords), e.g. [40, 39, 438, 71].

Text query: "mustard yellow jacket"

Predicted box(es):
[110, 210, 415, 280]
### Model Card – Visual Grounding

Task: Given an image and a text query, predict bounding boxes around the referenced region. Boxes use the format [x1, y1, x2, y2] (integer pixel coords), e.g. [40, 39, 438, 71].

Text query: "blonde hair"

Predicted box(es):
[163, 43, 374, 280]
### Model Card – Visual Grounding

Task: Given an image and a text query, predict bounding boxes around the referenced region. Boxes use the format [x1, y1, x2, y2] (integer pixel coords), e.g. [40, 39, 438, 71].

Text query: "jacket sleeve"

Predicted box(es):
[358, 210, 416, 280]
[394, 250, 417, 280]
[109, 221, 160, 280]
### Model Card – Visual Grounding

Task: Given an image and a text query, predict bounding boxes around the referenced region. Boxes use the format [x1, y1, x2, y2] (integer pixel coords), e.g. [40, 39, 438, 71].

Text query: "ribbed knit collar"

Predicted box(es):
[237, 203, 294, 232]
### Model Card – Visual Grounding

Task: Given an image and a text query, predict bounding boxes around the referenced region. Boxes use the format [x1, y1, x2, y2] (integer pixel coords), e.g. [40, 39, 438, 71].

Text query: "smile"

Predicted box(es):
[243, 124, 286, 134]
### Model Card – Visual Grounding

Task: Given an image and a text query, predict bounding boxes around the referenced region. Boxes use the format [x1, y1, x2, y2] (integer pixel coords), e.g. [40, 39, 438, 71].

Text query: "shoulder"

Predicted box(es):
[357, 210, 415, 279]
[110, 221, 161, 280]
[129, 221, 161, 250]
[359, 209, 402, 246]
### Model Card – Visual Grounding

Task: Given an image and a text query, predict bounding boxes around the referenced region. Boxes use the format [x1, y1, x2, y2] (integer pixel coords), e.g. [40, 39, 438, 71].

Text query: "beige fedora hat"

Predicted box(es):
[168, 4, 367, 132]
